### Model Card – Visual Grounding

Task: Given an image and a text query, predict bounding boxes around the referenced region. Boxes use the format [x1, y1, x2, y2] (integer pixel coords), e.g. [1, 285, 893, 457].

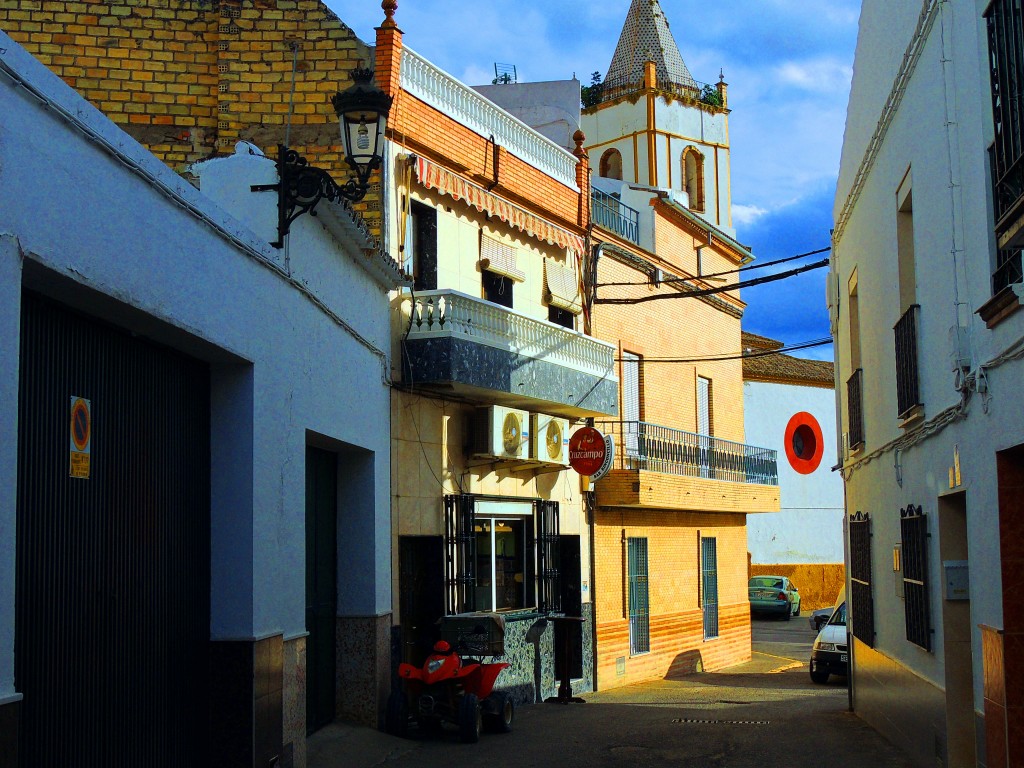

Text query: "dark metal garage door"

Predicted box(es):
[15, 293, 211, 768]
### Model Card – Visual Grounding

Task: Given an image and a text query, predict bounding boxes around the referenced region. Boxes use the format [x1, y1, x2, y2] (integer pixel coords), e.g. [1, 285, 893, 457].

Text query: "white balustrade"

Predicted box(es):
[407, 290, 617, 380]
[400, 48, 579, 190]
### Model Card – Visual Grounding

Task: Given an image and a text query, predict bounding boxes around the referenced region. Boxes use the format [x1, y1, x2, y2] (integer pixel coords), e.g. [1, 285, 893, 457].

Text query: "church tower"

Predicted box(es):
[581, 0, 733, 232]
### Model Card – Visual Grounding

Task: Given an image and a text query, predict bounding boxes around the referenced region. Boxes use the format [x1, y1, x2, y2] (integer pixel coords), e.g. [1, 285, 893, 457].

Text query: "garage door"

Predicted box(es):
[15, 293, 211, 767]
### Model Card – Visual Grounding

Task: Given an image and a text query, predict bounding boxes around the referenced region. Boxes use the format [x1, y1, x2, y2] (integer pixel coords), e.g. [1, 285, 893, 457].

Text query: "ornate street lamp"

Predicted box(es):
[254, 67, 393, 248]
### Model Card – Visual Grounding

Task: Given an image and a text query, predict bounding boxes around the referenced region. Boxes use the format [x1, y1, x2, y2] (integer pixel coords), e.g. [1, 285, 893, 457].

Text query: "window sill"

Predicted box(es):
[977, 283, 1024, 329]
[898, 405, 925, 430]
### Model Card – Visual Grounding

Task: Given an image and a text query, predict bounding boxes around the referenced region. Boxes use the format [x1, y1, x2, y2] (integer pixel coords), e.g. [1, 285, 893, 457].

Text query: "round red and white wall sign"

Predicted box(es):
[569, 426, 607, 477]
[784, 412, 824, 474]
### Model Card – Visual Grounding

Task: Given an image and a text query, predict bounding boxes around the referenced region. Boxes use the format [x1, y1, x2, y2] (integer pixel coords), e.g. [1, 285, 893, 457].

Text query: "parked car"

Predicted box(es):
[809, 601, 848, 683]
[748, 575, 801, 619]
[809, 607, 834, 632]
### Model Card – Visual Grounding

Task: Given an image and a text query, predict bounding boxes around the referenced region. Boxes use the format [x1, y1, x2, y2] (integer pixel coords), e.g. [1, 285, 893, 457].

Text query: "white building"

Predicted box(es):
[831, 1, 1023, 766]
[0, 32, 403, 767]
[742, 333, 844, 610]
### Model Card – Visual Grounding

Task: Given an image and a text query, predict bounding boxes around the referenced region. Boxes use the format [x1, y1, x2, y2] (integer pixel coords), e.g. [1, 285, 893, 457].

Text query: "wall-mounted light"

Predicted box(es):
[253, 67, 392, 248]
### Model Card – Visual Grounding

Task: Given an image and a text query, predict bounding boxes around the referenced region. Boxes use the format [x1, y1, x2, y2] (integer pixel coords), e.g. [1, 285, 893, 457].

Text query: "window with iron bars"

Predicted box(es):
[900, 504, 931, 652]
[986, 0, 1024, 292]
[849, 511, 874, 647]
[443, 494, 560, 616]
[627, 537, 650, 654]
[847, 369, 865, 450]
[894, 305, 921, 419]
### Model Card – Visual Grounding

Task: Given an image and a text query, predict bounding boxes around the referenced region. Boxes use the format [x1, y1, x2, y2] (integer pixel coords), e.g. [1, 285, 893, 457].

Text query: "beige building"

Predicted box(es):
[581, 0, 780, 689]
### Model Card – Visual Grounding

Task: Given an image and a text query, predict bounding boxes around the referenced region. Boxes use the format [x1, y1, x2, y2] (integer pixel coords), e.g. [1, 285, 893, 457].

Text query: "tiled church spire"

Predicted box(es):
[603, 0, 696, 95]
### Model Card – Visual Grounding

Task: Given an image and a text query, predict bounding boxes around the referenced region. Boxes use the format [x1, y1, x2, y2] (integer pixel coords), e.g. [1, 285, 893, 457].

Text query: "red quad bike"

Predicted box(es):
[386, 637, 514, 743]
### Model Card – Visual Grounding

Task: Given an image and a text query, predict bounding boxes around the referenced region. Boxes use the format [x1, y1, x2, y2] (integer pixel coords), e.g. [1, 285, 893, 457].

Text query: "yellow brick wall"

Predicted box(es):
[593, 507, 751, 688]
[0, 0, 383, 228]
[592, 251, 745, 443]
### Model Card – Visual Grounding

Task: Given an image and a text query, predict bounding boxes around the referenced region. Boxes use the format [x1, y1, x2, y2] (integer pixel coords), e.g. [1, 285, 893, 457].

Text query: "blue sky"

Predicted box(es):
[331, 1, 862, 360]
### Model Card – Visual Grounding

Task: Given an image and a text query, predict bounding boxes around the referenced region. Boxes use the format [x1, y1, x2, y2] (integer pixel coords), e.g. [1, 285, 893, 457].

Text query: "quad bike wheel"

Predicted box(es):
[484, 691, 514, 734]
[458, 693, 482, 743]
[385, 690, 409, 738]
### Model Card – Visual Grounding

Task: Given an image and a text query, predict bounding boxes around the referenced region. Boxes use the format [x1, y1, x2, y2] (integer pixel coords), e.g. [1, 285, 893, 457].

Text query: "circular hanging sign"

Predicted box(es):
[569, 426, 608, 476]
[784, 411, 824, 475]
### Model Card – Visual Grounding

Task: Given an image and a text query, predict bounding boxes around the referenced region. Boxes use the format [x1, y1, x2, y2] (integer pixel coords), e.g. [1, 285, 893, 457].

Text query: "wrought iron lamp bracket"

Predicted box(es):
[252, 144, 378, 248]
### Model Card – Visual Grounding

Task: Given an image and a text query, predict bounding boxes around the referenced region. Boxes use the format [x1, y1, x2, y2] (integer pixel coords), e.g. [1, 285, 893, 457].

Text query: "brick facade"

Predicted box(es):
[0, 0, 383, 229]
[592, 508, 751, 688]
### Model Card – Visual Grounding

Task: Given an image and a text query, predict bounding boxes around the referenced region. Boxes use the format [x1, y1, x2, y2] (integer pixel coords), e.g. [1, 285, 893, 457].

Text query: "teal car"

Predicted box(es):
[748, 576, 801, 619]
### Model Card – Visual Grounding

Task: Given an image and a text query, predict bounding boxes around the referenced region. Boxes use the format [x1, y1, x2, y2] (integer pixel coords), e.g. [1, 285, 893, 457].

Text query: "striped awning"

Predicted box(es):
[415, 156, 585, 254]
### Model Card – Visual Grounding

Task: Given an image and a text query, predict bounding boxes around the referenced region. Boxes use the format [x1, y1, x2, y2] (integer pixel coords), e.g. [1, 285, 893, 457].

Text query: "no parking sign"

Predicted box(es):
[69, 396, 91, 479]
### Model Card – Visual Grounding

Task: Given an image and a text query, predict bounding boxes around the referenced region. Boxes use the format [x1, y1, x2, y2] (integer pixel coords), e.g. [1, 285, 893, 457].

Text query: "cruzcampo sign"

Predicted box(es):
[568, 426, 614, 481]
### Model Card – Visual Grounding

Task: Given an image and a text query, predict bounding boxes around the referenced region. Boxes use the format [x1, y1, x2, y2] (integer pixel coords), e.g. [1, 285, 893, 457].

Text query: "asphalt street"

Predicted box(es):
[308, 616, 913, 768]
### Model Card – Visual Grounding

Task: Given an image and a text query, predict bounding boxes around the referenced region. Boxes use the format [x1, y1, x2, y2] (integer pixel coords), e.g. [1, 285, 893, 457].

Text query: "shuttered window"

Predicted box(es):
[697, 376, 712, 478]
[480, 234, 525, 282]
[901, 505, 931, 651]
[544, 258, 582, 314]
[627, 537, 650, 654]
[849, 511, 874, 647]
[701, 537, 719, 640]
[623, 352, 641, 460]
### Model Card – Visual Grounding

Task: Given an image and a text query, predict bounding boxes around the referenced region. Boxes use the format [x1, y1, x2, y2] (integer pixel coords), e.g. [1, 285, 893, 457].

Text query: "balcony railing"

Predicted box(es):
[894, 305, 922, 419]
[847, 368, 865, 450]
[406, 290, 617, 380]
[591, 188, 640, 244]
[595, 421, 778, 486]
[400, 47, 578, 189]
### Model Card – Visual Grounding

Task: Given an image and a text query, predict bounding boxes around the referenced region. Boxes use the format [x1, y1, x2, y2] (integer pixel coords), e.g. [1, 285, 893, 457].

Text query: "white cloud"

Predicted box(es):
[774, 59, 854, 95]
[733, 204, 770, 227]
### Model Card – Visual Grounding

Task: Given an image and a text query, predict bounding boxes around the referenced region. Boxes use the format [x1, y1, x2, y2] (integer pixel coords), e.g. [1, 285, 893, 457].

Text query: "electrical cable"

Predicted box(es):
[595, 257, 830, 305]
[597, 246, 832, 288]
[615, 337, 833, 364]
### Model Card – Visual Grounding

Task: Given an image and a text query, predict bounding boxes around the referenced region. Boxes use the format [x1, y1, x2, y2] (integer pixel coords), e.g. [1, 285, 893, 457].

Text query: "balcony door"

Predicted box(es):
[697, 376, 712, 478]
[623, 352, 641, 464]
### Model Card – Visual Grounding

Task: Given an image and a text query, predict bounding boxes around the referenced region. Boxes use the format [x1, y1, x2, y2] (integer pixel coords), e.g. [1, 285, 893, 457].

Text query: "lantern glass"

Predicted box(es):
[342, 110, 386, 173]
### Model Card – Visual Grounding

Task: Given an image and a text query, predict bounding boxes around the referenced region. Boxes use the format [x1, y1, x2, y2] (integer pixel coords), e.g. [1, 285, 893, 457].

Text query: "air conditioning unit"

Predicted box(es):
[472, 406, 529, 460]
[530, 413, 570, 465]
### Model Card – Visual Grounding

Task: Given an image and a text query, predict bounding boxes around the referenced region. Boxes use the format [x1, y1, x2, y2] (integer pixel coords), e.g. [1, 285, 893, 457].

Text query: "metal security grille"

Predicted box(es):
[16, 293, 211, 767]
[701, 537, 719, 640]
[987, 0, 1024, 239]
[627, 537, 650, 654]
[847, 369, 865, 450]
[849, 512, 874, 647]
[536, 500, 561, 613]
[901, 505, 931, 651]
[444, 494, 476, 614]
[894, 305, 921, 418]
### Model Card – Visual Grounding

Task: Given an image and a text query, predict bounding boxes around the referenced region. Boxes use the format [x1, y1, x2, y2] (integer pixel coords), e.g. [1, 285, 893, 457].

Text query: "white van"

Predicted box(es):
[809, 586, 847, 684]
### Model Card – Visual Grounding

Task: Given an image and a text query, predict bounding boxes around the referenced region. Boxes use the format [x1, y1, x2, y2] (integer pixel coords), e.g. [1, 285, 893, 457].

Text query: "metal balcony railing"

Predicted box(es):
[894, 305, 922, 419]
[595, 421, 778, 486]
[847, 368, 865, 450]
[591, 188, 640, 245]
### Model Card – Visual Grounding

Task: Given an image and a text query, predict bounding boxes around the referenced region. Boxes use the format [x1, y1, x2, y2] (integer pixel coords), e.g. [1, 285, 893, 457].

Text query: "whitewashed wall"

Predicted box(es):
[0, 32, 397, 698]
[744, 380, 844, 563]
